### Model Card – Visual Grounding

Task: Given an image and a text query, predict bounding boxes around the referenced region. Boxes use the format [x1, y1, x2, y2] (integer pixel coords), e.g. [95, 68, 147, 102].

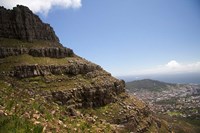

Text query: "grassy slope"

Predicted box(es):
[0, 38, 63, 48]
[158, 115, 200, 133]
[1, 76, 164, 133]
[0, 39, 170, 132]
[0, 39, 117, 132]
[0, 76, 118, 133]
[0, 54, 77, 71]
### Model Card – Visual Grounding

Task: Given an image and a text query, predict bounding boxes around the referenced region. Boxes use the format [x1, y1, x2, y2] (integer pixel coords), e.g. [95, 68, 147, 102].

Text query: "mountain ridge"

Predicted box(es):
[126, 79, 175, 92]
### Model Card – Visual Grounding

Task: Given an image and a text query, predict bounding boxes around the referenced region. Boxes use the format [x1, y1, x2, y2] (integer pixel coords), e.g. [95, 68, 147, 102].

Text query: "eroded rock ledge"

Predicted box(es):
[51, 80, 125, 108]
[11, 63, 102, 78]
[0, 47, 74, 58]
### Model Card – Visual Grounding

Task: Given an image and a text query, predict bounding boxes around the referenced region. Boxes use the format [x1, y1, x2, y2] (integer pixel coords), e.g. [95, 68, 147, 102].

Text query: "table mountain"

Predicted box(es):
[0, 5, 170, 132]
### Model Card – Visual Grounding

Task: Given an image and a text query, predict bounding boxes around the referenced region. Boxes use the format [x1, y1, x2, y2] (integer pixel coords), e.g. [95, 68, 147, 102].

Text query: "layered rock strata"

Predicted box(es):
[0, 47, 74, 58]
[12, 63, 102, 78]
[51, 80, 125, 108]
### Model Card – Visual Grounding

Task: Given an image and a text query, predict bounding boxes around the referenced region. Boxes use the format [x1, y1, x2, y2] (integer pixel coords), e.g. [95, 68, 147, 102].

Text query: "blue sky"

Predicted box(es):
[2, 0, 200, 76]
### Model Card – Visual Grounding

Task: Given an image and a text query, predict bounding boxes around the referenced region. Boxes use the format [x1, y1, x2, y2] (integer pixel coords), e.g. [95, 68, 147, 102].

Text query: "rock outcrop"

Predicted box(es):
[0, 47, 74, 58]
[12, 63, 102, 78]
[0, 5, 59, 42]
[0, 47, 28, 58]
[51, 80, 125, 108]
[28, 47, 73, 58]
[0, 5, 74, 58]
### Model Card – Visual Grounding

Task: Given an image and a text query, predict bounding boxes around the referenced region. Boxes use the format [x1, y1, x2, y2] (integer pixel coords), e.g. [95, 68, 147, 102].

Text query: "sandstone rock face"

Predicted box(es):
[0, 47, 74, 58]
[12, 63, 102, 78]
[51, 80, 125, 108]
[28, 47, 73, 58]
[6, 62, 126, 109]
[0, 5, 59, 42]
[0, 5, 73, 58]
[0, 47, 28, 58]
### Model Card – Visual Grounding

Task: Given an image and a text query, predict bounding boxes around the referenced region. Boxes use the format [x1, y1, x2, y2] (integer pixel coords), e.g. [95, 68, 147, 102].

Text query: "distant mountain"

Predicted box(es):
[126, 79, 174, 92]
[119, 72, 200, 84]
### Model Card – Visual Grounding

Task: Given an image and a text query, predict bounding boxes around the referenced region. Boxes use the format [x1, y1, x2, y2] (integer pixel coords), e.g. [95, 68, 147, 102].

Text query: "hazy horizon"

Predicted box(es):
[118, 72, 200, 84]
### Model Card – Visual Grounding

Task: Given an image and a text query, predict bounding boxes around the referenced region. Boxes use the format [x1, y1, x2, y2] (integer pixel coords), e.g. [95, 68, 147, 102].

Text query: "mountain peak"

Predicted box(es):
[0, 5, 59, 43]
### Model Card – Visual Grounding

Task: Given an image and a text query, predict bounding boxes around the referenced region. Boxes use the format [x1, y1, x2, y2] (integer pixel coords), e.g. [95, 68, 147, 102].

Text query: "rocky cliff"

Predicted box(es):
[0, 47, 74, 58]
[0, 5, 170, 133]
[0, 5, 74, 58]
[0, 5, 59, 42]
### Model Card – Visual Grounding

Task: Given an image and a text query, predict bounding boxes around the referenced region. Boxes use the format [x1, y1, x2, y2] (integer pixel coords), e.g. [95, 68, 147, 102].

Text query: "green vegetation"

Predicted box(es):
[182, 117, 200, 127]
[0, 115, 43, 133]
[147, 119, 170, 133]
[155, 98, 177, 105]
[0, 38, 172, 133]
[0, 76, 116, 132]
[0, 54, 77, 71]
[0, 38, 62, 48]
[157, 114, 200, 133]
[1, 75, 167, 132]
[167, 111, 183, 117]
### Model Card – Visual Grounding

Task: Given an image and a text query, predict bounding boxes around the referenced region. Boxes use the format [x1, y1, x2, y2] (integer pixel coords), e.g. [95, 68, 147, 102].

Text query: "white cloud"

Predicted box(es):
[0, 0, 82, 15]
[129, 60, 200, 76]
[166, 60, 180, 69]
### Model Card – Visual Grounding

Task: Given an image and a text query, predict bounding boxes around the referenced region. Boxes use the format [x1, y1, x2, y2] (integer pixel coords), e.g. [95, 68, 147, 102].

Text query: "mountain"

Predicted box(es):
[119, 72, 200, 84]
[0, 5, 59, 42]
[126, 79, 174, 92]
[0, 5, 170, 133]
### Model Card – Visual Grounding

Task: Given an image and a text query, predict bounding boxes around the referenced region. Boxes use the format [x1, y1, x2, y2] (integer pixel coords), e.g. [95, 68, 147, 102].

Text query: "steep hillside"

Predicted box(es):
[0, 5, 170, 133]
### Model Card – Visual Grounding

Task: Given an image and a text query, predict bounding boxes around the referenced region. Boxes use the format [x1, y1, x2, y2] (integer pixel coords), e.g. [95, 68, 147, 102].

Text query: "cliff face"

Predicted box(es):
[0, 47, 74, 58]
[0, 5, 59, 42]
[0, 6, 170, 133]
[0, 5, 73, 58]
